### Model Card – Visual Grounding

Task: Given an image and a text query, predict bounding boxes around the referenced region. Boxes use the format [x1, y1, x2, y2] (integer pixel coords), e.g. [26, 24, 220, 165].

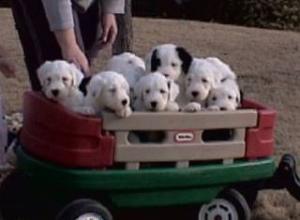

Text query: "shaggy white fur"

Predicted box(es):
[182, 57, 237, 112]
[133, 72, 180, 112]
[37, 60, 94, 115]
[206, 78, 241, 111]
[85, 71, 132, 118]
[105, 52, 146, 99]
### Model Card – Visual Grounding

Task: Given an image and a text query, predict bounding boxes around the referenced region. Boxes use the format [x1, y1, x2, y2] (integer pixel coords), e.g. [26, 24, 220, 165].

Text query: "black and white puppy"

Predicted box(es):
[145, 44, 193, 81]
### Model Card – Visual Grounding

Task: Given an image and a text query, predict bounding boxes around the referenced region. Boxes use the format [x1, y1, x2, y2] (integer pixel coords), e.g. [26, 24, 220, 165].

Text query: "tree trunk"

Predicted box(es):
[112, 0, 133, 55]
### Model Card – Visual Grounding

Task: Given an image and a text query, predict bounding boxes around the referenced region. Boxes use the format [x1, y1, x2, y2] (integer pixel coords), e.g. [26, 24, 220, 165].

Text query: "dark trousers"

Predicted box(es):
[11, 0, 101, 91]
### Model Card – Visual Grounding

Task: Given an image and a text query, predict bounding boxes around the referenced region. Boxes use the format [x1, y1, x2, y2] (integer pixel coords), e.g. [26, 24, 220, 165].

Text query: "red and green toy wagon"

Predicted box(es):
[0, 91, 299, 220]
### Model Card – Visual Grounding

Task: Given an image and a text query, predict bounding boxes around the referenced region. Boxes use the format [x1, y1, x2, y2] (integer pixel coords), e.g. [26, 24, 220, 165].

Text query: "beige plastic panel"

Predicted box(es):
[102, 110, 257, 131]
[115, 141, 245, 162]
[115, 128, 246, 146]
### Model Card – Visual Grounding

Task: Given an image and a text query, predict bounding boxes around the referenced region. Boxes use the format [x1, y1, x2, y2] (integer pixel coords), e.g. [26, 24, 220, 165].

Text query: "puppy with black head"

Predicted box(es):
[145, 44, 193, 81]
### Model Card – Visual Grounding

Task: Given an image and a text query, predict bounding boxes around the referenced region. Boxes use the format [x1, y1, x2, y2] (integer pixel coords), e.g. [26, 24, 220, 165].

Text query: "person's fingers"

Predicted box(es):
[80, 54, 90, 74]
[101, 26, 109, 43]
[65, 49, 90, 75]
[107, 27, 117, 45]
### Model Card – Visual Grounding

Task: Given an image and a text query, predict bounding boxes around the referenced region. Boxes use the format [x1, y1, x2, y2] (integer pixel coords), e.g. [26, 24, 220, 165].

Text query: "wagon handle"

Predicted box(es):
[265, 154, 300, 201]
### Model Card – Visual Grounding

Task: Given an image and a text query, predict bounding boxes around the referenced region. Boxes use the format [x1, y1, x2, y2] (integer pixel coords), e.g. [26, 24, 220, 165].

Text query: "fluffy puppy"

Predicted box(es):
[182, 57, 236, 112]
[145, 44, 193, 80]
[104, 52, 146, 98]
[206, 79, 241, 111]
[37, 60, 94, 115]
[85, 71, 132, 118]
[133, 72, 180, 112]
[205, 57, 236, 81]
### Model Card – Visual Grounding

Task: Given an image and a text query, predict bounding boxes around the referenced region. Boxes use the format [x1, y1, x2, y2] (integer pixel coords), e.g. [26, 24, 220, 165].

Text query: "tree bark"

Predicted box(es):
[112, 0, 133, 55]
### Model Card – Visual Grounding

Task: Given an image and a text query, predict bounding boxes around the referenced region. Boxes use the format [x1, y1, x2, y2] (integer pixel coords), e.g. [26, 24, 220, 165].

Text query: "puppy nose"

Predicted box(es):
[192, 91, 199, 97]
[121, 99, 128, 106]
[151, 101, 157, 108]
[163, 73, 169, 78]
[51, 89, 59, 97]
[220, 107, 227, 111]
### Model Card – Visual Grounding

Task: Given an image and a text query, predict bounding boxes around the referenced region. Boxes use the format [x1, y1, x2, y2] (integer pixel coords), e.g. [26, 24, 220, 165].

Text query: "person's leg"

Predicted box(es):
[11, 0, 62, 91]
[77, 1, 102, 61]
[11, 0, 99, 91]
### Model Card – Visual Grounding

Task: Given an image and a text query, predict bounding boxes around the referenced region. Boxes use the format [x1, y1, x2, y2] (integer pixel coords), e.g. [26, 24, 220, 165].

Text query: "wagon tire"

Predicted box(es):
[56, 199, 112, 220]
[0, 170, 31, 220]
[198, 189, 251, 220]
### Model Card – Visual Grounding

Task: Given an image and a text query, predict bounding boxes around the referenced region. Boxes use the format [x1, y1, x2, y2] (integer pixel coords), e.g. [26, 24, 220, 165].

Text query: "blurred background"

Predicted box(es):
[131, 0, 300, 31]
[1, 0, 300, 31]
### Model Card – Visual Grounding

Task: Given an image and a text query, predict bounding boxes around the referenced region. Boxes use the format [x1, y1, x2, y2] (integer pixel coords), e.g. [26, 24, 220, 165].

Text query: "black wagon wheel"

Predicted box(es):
[198, 189, 251, 220]
[56, 199, 113, 220]
[0, 170, 31, 220]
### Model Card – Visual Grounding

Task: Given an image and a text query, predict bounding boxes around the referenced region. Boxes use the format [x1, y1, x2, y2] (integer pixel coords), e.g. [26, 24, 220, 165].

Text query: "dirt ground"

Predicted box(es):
[1, 8, 300, 220]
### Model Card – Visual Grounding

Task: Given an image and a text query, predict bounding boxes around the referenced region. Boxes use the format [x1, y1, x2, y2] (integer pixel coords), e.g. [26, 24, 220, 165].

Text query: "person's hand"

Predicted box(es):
[54, 28, 90, 75]
[99, 14, 118, 48]
[61, 43, 90, 75]
[0, 57, 16, 78]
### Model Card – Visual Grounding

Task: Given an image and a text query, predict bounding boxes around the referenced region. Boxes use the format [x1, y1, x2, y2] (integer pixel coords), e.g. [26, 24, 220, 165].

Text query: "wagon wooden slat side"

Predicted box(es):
[102, 110, 258, 169]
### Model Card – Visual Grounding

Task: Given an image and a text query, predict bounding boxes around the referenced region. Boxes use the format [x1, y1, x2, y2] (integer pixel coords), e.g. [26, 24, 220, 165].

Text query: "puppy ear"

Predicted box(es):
[133, 78, 145, 102]
[87, 75, 105, 99]
[37, 61, 52, 88]
[79, 76, 92, 96]
[237, 89, 243, 106]
[145, 49, 161, 73]
[176, 47, 193, 74]
[69, 63, 84, 88]
[167, 80, 180, 102]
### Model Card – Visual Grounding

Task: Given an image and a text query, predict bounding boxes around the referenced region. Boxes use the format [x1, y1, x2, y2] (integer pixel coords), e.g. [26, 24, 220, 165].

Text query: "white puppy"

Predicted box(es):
[85, 71, 132, 118]
[145, 44, 193, 81]
[206, 79, 241, 111]
[205, 57, 236, 81]
[37, 60, 94, 115]
[182, 57, 237, 112]
[105, 52, 146, 98]
[133, 72, 180, 112]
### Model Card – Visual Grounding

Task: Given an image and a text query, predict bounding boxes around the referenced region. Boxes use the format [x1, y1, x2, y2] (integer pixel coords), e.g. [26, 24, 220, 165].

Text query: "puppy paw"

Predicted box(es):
[166, 102, 180, 112]
[116, 107, 132, 118]
[207, 105, 220, 111]
[183, 102, 202, 113]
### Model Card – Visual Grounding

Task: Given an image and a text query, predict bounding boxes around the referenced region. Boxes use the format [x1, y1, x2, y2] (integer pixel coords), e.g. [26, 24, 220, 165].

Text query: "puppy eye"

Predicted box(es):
[202, 78, 208, 83]
[110, 88, 116, 93]
[228, 95, 233, 100]
[160, 89, 166, 94]
[47, 77, 51, 82]
[145, 89, 150, 94]
[62, 77, 68, 82]
[187, 78, 192, 82]
[212, 96, 217, 101]
[171, 62, 178, 67]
